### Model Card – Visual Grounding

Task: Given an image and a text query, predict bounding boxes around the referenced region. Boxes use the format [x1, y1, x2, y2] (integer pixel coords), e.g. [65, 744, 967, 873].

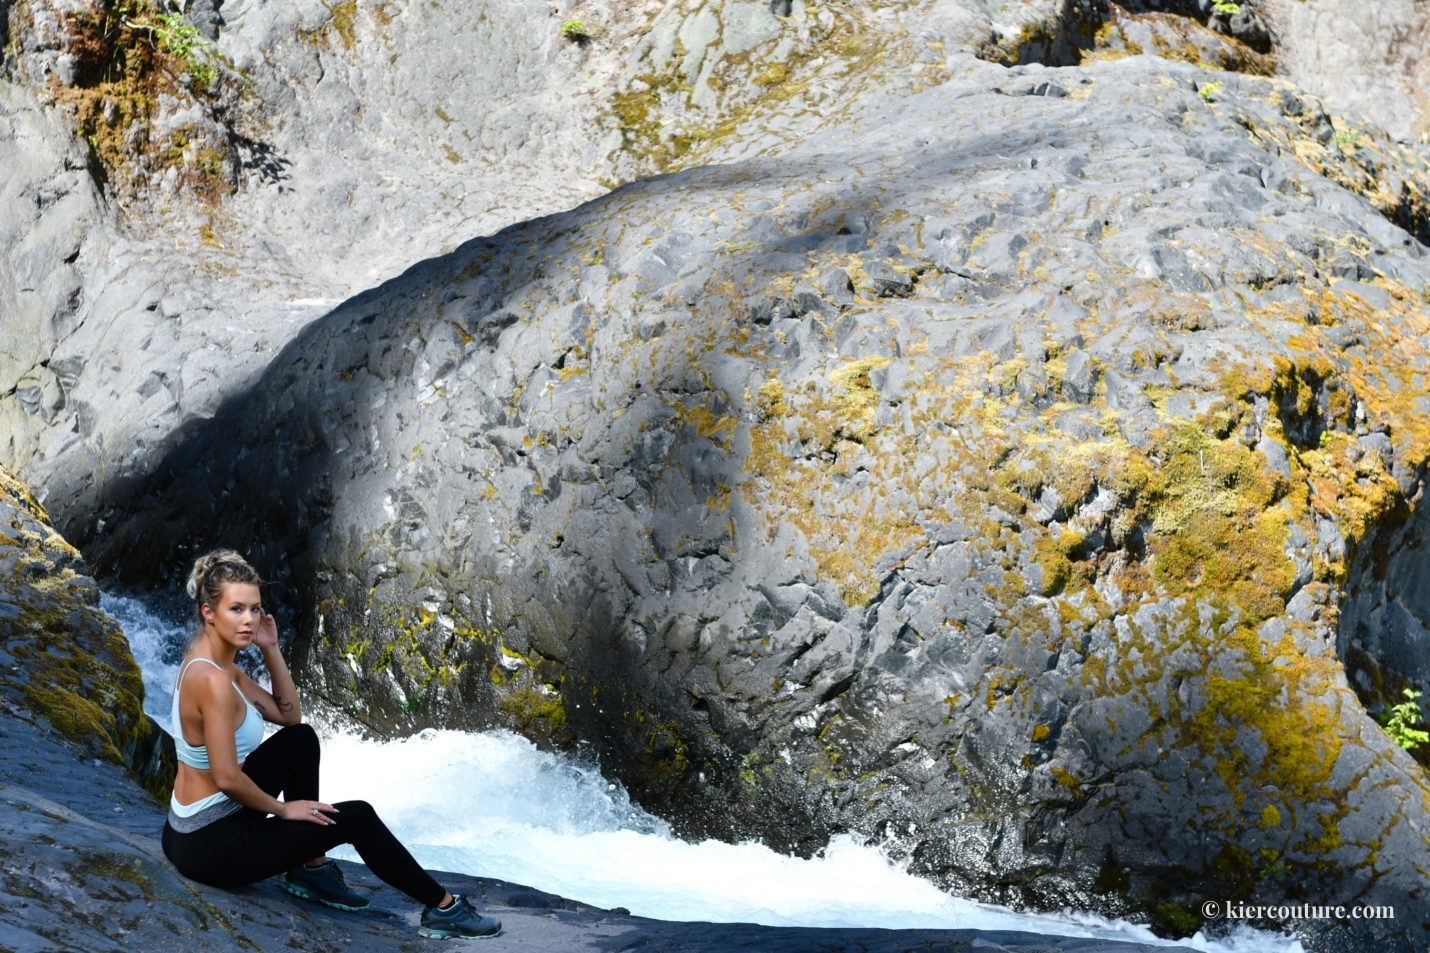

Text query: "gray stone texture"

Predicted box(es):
[0, 81, 103, 457]
[1264, 0, 1430, 144]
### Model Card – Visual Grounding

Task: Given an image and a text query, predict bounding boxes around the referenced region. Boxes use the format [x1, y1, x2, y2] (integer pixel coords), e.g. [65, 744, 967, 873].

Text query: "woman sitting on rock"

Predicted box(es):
[161, 548, 501, 940]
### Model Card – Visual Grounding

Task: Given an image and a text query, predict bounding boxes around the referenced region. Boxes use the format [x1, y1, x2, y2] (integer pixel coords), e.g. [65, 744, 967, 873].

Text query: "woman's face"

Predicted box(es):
[202, 582, 263, 648]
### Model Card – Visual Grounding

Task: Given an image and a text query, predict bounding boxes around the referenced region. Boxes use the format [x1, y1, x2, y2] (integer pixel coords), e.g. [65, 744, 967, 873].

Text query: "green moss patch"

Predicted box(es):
[27, 0, 241, 203]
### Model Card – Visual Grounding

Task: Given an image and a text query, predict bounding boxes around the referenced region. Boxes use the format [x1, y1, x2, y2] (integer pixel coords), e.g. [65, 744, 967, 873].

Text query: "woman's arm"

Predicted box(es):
[239, 609, 302, 726]
[192, 666, 335, 824]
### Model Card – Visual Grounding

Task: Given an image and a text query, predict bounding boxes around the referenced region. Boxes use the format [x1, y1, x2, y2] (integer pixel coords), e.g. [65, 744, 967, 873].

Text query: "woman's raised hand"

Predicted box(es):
[281, 800, 339, 825]
[254, 609, 280, 650]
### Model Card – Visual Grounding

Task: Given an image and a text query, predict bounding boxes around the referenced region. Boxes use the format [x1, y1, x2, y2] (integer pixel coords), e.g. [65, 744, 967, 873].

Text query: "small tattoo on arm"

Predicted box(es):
[275, 696, 295, 714]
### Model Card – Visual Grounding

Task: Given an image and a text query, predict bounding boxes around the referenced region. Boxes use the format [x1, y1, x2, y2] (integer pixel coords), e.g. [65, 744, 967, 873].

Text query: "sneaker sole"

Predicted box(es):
[281, 880, 370, 912]
[417, 925, 503, 940]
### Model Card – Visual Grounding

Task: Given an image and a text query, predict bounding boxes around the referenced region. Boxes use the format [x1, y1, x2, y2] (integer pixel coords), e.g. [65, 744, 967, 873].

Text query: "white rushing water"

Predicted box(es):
[106, 592, 1303, 952]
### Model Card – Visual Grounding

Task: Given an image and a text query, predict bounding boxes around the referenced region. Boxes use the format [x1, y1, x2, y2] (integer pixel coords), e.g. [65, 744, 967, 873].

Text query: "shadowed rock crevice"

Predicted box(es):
[978, 0, 1272, 71]
[1338, 491, 1430, 768]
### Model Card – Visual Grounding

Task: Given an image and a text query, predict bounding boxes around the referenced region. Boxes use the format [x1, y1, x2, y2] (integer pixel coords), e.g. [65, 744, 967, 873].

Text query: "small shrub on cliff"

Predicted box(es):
[1383, 688, 1429, 751]
[26, 0, 239, 203]
[561, 19, 600, 43]
[1332, 127, 1361, 152]
[127, 10, 217, 88]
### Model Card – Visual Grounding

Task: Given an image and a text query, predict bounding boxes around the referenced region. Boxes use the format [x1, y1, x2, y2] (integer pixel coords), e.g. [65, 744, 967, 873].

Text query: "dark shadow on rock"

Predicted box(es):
[1338, 478, 1430, 768]
[977, 0, 1272, 69]
[237, 133, 291, 188]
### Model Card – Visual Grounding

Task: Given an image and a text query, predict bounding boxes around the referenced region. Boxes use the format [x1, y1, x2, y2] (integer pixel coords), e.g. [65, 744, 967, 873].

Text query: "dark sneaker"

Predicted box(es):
[282, 859, 370, 911]
[419, 894, 502, 940]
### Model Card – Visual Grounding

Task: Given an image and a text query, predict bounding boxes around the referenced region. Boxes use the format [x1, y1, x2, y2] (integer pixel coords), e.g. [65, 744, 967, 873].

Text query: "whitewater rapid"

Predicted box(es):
[105, 591, 1302, 952]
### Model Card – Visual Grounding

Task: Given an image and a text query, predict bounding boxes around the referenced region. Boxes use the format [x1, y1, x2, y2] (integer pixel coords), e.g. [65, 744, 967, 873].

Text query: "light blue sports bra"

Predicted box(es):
[171, 657, 264, 770]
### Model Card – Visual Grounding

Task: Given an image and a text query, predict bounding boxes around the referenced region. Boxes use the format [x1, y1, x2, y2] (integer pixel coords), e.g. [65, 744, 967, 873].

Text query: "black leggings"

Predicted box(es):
[161, 724, 446, 907]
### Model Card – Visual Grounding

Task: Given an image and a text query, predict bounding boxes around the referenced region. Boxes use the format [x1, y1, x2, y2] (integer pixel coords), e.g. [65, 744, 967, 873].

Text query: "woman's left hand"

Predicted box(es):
[254, 610, 280, 650]
[280, 800, 339, 825]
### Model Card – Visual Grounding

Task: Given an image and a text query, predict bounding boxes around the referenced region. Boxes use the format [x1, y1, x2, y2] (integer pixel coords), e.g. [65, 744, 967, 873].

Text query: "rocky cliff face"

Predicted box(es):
[0, 462, 171, 797]
[1263, 0, 1430, 145]
[4, 0, 1430, 948]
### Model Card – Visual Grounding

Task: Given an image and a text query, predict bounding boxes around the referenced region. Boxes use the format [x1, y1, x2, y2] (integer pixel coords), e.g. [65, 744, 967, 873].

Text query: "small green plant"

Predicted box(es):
[1198, 81, 1223, 102]
[1383, 688, 1429, 751]
[1259, 859, 1288, 881]
[1212, 0, 1241, 14]
[739, 753, 759, 788]
[560, 19, 600, 43]
[126, 10, 217, 87]
[1332, 127, 1361, 151]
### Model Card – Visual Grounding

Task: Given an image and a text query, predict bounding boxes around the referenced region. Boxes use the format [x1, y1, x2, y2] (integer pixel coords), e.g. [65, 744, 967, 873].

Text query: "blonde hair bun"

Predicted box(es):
[187, 549, 262, 614]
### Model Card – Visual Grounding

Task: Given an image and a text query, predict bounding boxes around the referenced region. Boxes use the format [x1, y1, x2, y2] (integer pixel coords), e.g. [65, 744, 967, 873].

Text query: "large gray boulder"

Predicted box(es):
[9, 0, 1426, 511]
[75, 47, 1430, 949]
[0, 0, 964, 514]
